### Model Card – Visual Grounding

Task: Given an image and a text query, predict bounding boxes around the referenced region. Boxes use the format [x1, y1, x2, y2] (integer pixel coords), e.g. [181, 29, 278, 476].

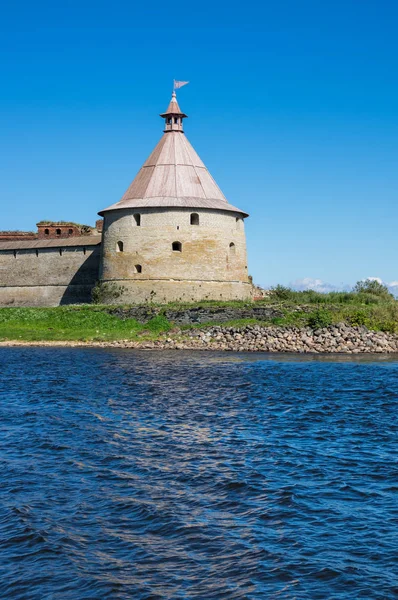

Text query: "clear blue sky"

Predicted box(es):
[1, 0, 397, 291]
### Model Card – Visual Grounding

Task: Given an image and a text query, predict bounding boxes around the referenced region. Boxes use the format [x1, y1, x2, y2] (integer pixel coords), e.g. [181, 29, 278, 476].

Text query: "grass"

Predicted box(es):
[0, 306, 172, 342]
[1, 286, 398, 342]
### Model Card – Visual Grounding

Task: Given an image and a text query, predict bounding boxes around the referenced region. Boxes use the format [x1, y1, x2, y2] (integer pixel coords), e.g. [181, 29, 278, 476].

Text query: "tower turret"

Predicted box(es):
[160, 91, 187, 132]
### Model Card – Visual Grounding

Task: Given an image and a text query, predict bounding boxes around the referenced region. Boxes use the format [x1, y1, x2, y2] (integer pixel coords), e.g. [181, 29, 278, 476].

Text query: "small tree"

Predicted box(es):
[353, 279, 393, 299]
[270, 285, 294, 300]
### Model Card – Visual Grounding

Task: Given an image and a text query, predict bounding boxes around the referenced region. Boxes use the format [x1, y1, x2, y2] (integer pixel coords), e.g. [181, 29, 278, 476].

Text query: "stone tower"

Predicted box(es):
[98, 90, 251, 304]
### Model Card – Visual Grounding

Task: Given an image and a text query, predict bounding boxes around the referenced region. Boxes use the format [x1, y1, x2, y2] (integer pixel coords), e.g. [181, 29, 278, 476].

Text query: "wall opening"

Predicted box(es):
[117, 241, 124, 252]
[56, 228, 61, 236]
[59, 248, 63, 256]
[134, 264, 142, 273]
[229, 242, 236, 254]
[83, 247, 86, 255]
[44, 228, 50, 236]
[35, 249, 39, 257]
[190, 213, 199, 226]
[68, 228, 73, 235]
[133, 213, 141, 226]
[13, 250, 17, 258]
[172, 241, 182, 252]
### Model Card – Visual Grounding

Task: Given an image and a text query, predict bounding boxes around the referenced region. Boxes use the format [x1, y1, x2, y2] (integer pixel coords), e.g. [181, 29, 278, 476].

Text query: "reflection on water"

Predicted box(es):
[0, 349, 397, 599]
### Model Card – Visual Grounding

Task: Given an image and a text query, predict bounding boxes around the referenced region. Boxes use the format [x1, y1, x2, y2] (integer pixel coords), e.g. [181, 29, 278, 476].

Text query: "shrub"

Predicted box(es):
[353, 279, 393, 299]
[307, 308, 333, 329]
[146, 315, 171, 333]
[269, 285, 294, 300]
[379, 321, 397, 333]
[348, 309, 371, 327]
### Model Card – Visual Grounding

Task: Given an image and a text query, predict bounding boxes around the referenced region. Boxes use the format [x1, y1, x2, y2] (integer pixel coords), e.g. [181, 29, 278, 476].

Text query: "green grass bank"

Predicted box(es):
[1, 281, 397, 342]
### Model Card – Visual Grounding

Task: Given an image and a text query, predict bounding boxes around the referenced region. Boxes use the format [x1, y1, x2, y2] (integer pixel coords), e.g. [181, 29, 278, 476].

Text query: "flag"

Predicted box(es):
[174, 80, 189, 89]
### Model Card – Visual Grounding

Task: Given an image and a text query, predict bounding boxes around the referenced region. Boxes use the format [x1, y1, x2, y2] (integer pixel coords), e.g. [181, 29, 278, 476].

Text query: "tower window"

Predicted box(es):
[116, 241, 124, 252]
[167, 117, 172, 124]
[190, 213, 199, 226]
[172, 241, 182, 252]
[44, 228, 49, 235]
[134, 213, 141, 226]
[134, 264, 142, 273]
[56, 228, 61, 236]
[68, 228, 73, 235]
[229, 242, 236, 254]
[174, 117, 178, 124]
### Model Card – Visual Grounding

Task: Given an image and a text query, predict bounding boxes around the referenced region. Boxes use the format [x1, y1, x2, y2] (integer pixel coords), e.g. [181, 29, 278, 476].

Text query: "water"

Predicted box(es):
[0, 349, 397, 600]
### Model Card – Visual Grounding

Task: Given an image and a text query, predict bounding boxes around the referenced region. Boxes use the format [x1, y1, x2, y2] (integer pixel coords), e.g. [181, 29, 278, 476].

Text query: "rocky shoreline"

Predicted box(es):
[1, 323, 398, 353]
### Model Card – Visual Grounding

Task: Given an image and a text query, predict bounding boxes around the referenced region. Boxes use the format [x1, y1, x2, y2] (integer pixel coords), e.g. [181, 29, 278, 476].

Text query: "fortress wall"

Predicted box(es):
[0, 245, 101, 306]
[0, 285, 97, 307]
[100, 279, 252, 304]
[101, 208, 249, 289]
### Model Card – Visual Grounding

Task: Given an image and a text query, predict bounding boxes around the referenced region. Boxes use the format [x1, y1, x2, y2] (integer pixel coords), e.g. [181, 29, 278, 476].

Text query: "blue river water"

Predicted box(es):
[0, 348, 397, 599]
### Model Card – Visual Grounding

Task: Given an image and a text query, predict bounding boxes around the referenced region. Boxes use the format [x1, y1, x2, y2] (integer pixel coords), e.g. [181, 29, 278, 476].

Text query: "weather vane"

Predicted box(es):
[173, 80, 189, 91]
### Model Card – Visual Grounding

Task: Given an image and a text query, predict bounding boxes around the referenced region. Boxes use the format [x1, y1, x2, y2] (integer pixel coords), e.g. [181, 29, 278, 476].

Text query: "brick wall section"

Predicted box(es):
[37, 224, 82, 239]
[0, 232, 37, 241]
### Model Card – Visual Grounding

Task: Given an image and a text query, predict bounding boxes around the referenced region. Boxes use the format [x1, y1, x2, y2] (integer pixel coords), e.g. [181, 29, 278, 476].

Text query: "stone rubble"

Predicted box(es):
[3, 323, 398, 353]
[177, 323, 398, 353]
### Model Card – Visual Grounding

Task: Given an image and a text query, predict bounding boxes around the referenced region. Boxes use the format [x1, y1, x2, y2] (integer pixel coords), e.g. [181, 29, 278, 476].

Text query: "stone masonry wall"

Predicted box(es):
[110, 304, 280, 324]
[0, 245, 100, 306]
[100, 207, 251, 303]
[107, 280, 252, 304]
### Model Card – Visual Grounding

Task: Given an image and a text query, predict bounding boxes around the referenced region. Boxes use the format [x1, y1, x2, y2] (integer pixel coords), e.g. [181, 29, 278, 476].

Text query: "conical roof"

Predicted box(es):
[159, 91, 187, 118]
[99, 95, 248, 217]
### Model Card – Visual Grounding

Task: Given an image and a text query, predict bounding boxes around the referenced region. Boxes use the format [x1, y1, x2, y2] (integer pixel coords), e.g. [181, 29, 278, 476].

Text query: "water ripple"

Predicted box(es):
[0, 348, 397, 599]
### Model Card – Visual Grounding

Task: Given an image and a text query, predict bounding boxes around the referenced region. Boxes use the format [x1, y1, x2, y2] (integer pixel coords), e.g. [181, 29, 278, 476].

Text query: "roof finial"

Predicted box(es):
[160, 86, 188, 133]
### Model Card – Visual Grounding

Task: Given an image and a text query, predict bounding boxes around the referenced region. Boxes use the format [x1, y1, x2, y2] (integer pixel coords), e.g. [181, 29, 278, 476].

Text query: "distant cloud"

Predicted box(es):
[289, 276, 398, 296]
[386, 282, 398, 296]
[290, 278, 345, 293]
